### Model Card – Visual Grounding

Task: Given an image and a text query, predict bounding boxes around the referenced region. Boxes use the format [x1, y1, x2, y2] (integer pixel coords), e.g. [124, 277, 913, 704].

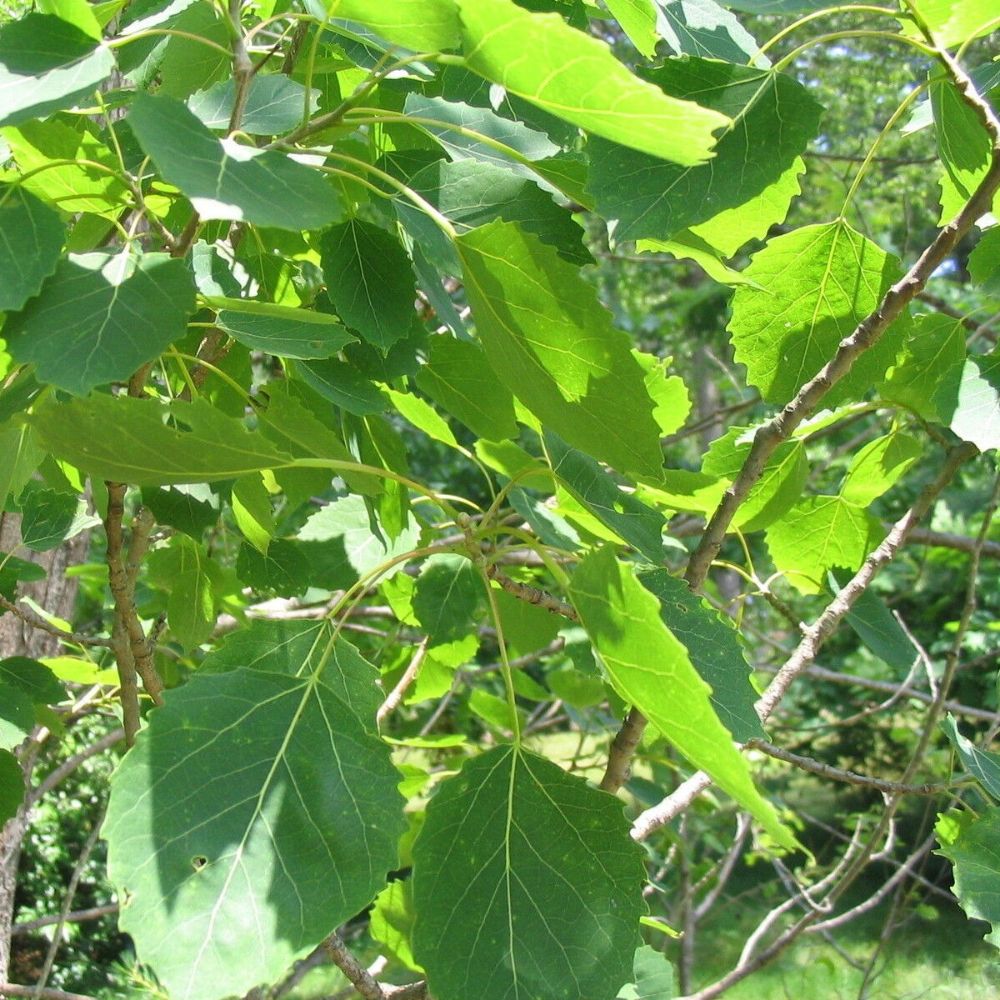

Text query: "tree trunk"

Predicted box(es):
[0, 513, 89, 981]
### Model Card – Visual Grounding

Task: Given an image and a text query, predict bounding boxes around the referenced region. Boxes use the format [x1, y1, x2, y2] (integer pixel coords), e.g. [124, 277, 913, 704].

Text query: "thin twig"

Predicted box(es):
[28, 728, 125, 807]
[377, 637, 430, 725]
[12, 905, 118, 937]
[0, 986, 96, 1000]
[320, 933, 385, 1000]
[0, 595, 113, 649]
[485, 565, 578, 620]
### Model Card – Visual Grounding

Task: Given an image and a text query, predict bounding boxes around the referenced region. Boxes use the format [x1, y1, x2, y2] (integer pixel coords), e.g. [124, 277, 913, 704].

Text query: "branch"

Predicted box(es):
[906, 525, 1000, 559]
[226, 0, 253, 134]
[28, 728, 125, 806]
[485, 565, 578, 620]
[320, 933, 385, 1000]
[0, 986, 96, 1000]
[377, 637, 430, 725]
[0, 594, 113, 649]
[11, 905, 118, 936]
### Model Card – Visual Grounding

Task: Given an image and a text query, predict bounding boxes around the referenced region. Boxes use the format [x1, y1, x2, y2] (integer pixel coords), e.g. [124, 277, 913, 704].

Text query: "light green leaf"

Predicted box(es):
[604, 0, 659, 57]
[415, 335, 517, 442]
[456, 0, 728, 164]
[728, 221, 908, 405]
[657, 0, 765, 64]
[30, 395, 294, 485]
[636, 233, 758, 286]
[904, 0, 1000, 49]
[937, 806, 1000, 950]
[187, 75, 319, 134]
[0, 14, 115, 128]
[879, 314, 966, 422]
[637, 569, 764, 743]
[941, 715, 1000, 803]
[0, 423, 45, 512]
[329, 0, 460, 52]
[127, 94, 341, 230]
[211, 300, 355, 359]
[570, 548, 797, 849]
[545, 432, 666, 564]
[37, 0, 102, 38]
[104, 664, 406, 1000]
[618, 944, 676, 1000]
[412, 745, 646, 1000]
[0, 748, 23, 825]
[0, 185, 65, 312]
[0, 656, 67, 705]
[320, 220, 415, 353]
[5, 251, 195, 396]
[587, 61, 822, 242]
[458, 219, 664, 481]
[949, 351, 1000, 451]
[412, 554, 483, 643]
[970, 226, 1000, 292]
[231, 474, 275, 555]
[634, 351, 691, 436]
[371, 880, 421, 972]
[765, 496, 884, 595]
[0, 681, 34, 749]
[841, 431, 922, 505]
[147, 535, 218, 650]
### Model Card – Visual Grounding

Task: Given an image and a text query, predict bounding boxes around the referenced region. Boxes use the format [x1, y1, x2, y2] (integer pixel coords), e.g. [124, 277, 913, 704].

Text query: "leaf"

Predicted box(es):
[412, 745, 646, 1000]
[840, 432, 922, 505]
[0, 656, 67, 705]
[187, 75, 318, 134]
[0, 682, 34, 749]
[231, 474, 275, 555]
[904, 0, 1000, 49]
[458, 219, 664, 481]
[147, 536, 218, 650]
[941, 716, 1000, 802]
[456, 0, 728, 164]
[0, 185, 65, 312]
[17, 485, 98, 552]
[545, 432, 667, 564]
[141, 484, 220, 538]
[328, 0, 460, 52]
[236, 539, 311, 596]
[636, 233, 758, 286]
[319, 220, 416, 353]
[937, 806, 1000, 950]
[604, 0, 659, 58]
[211, 301, 355, 360]
[0, 423, 43, 511]
[618, 944, 676, 1000]
[0, 13, 115, 127]
[199, 619, 383, 726]
[879, 314, 966, 423]
[765, 496, 884, 595]
[412, 554, 484, 643]
[970, 226, 1000, 293]
[387, 390, 460, 450]
[104, 664, 406, 1000]
[570, 548, 797, 849]
[370, 880, 421, 972]
[30, 395, 294, 485]
[948, 351, 1000, 452]
[394, 158, 591, 272]
[656, 0, 765, 64]
[127, 94, 341, 230]
[0, 748, 23, 825]
[636, 569, 764, 743]
[5, 252, 195, 396]
[587, 60, 822, 242]
[293, 358, 388, 416]
[832, 571, 919, 673]
[728, 221, 908, 406]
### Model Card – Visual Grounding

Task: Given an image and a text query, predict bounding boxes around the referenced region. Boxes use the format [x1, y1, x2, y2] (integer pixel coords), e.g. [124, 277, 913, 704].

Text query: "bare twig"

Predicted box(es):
[28, 729, 125, 807]
[0, 595, 112, 649]
[377, 637, 430, 725]
[12, 905, 118, 937]
[320, 933, 385, 1000]
[485, 565, 578, 620]
[0, 985, 96, 1000]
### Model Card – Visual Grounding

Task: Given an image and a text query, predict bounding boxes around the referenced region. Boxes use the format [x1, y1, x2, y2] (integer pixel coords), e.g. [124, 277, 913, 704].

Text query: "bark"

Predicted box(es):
[0, 513, 89, 981]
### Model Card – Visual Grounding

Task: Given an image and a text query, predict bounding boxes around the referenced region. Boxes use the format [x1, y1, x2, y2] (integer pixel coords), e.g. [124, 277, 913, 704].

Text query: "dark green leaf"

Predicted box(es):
[0, 656, 67, 705]
[187, 75, 318, 134]
[128, 93, 341, 230]
[141, 484, 221, 537]
[212, 300, 355, 359]
[637, 569, 764, 742]
[0, 185, 65, 312]
[970, 227, 1000, 292]
[412, 554, 484, 643]
[937, 806, 1000, 949]
[941, 716, 1000, 802]
[831, 571, 919, 673]
[0, 748, 23, 825]
[0, 682, 34, 749]
[293, 359, 388, 416]
[17, 484, 97, 552]
[0, 14, 115, 127]
[104, 665, 406, 1000]
[320, 220, 416, 353]
[657, 0, 764, 64]
[236, 539, 311, 597]
[5, 252, 195, 396]
[458, 220, 664, 480]
[412, 745, 645, 1000]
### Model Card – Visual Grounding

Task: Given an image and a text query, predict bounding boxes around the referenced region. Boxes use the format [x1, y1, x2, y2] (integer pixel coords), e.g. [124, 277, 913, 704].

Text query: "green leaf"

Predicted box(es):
[0, 423, 43, 511]
[30, 395, 294, 485]
[0, 656, 67, 705]
[636, 569, 765, 743]
[104, 664, 406, 1000]
[319, 220, 416, 353]
[765, 496, 884, 595]
[412, 554, 483, 643]
[127, 94, 341, 230]
[394, 159, 591, 272]
[329, 0, 460, 52]
[618, 945, 676, 1000]
[970, 227, 1000, 293]
[371, 880, 421, 972]
[587, 61, 822, 242]
[0, 14, 115, 127]
[840, 431, 922, 505]
[0, 552, 47, 600]
[187, 75, 318, 134]
[941, 715, 1000, 802]
[728, 221, 908, 405]
[0, 681, 34, 749]
[636, 233, 758, 286]
[236, 539, 311, 596]
[0, 185, 65, 312]
[387, 389, 460, 450]
[949, 351, 1000, 452]
[570, 548, 797, 849]
[293, 358, 388, 416]
[937, 806, 1000, 950]
[412, 745, 646, 1000]
[211, 300, 355, 359]
[200, 620, 383, 726]
[458, 219, 664, 480]
[5, 252, 195, 396]
[832, 571, 919, 673]
[879, 314, 966, 423]
[545, 432, 667, 563]
[904, 0, 1000, 50]
[0, 748, 23, 825]
[604, 0, 658, 58]
[231, 474, 275, 555]
[147, 535, 218, 650]
[456, 0, 728, 163]
[657, 0, 765, 64]
[17, 484, 97, 552]
[141, 484, 220, 538]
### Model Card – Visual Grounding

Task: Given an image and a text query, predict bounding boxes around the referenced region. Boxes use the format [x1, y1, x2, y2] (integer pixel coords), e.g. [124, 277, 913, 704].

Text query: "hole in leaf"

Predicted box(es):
[191, 855, 208, 871]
